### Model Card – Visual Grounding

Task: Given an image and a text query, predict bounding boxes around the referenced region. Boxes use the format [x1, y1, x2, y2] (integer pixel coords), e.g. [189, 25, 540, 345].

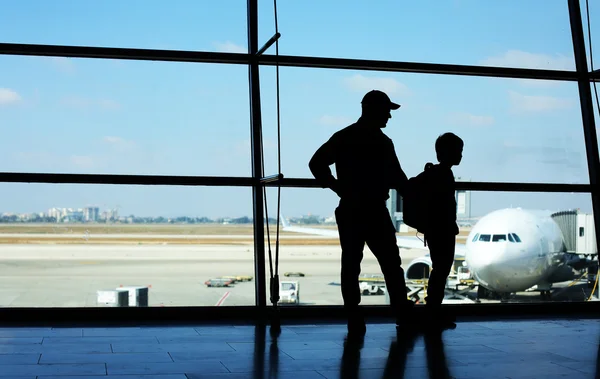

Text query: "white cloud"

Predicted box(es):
[213, 41, 247, 53]
[60, 96, 121, 110]
[14, 151, 57, 165]
[0, 88, 22, 105]
[103, 136, 125, 145]
[102, 136, 136, 153]
[480, 50, 575, 71]
[500, 141, 582, 169]
[448, 112, 494, 127]
[96, 99, 120, 110]
[508, 91, 575, 113]
[343, 74, 411, 96]
[318, 115, 352, 127]
[70, 155, 95, 168]
[481, 50, 575, 88]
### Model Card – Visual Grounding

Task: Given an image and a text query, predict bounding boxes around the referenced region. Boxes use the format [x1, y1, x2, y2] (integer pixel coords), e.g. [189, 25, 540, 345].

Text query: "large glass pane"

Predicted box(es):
[0, 183, 254, 307]
[0, 1, 247, 52]
[260, 67, 587, 184]
[259, 1, 574, 69]
[0, 56, 250, 176]
[265, 188, 597, 306]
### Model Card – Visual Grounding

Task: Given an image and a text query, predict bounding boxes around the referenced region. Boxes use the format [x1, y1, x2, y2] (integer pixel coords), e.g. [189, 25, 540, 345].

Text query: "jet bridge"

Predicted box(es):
[551, 210, 597, 256]
[552, 210, 598, 289]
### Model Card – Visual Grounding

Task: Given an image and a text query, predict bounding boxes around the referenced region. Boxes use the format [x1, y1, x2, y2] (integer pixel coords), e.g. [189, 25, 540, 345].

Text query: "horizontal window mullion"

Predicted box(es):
[0, 43, 591, 82]
[267, 178, 592, 193]
[258, 54, 581, 81]
[0, 172, 255, 187]
[0, 173, 591, 193]
[0, 43, 251, 65]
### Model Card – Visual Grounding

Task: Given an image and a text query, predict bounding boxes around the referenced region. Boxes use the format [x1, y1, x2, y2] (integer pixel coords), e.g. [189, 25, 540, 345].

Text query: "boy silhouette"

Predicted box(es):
[423, 132, 463, 329]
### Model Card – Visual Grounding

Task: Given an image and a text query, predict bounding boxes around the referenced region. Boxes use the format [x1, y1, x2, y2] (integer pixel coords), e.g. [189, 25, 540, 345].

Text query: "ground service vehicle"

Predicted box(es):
[204, 278, 233, 287]
[279, 281, 300, 304]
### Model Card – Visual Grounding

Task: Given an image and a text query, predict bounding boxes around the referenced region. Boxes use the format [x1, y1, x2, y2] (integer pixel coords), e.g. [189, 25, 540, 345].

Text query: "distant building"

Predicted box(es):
[100, 209, 119, 222]
[83, 206, 100, 222]
[63, 209, 84, 223]
[47, 208, 62, 221]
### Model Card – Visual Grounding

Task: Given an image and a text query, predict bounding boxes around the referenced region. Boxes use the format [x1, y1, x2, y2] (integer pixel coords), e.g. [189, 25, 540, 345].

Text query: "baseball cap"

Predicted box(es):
[361, 90, 401, 110]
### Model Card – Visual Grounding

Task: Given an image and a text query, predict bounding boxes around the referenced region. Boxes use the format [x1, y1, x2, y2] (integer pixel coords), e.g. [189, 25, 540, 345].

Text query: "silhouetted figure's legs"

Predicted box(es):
[335, 204, 367, 334]
[424, 233, 456, 328]
[424, 330, 452, 379]
[336, 202, 411, 333]
[364, 206, 412, 319]
[336, 206, 364, 308]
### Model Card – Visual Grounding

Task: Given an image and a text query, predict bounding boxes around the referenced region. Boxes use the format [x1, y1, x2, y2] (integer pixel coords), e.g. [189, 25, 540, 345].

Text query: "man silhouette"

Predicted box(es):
[309, 90, 413, 335]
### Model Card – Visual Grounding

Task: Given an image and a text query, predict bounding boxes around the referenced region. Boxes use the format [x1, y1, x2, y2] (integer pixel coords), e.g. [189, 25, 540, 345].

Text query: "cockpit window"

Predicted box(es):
[478, 234, 491, 242]
[508, 233, 515, 242]
[511, 233, 522, 242]
[472, 233, 480, 242]
[492, 234, 507, 242]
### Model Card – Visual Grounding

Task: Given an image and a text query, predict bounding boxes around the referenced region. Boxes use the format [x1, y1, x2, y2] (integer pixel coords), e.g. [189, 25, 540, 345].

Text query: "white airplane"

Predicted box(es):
[280, 208, 594, 300]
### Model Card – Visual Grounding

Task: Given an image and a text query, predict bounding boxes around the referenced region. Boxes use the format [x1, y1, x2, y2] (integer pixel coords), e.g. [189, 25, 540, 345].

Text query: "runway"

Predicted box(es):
[0, 244, 426, 307]
[0, 241, 592, 308]
[0, 233, 337, 240]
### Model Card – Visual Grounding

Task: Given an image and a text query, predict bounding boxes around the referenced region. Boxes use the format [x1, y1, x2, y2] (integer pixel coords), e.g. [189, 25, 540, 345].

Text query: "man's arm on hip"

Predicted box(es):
[309, 138, 339, 193]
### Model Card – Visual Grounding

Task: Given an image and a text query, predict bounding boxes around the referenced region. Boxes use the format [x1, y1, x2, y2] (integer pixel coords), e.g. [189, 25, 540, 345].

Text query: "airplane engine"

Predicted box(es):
[405, 256, 432, 280]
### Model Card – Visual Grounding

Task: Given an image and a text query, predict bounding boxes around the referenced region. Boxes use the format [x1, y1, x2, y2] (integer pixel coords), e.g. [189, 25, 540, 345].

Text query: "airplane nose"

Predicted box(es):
[466, 242, 509, 289]
[467, 243, 506, 267]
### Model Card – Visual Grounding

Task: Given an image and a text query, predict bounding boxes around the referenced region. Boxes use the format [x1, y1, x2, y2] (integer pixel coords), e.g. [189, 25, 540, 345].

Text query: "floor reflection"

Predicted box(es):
[340, 334, 364, 379]
[424, 330, 452, 379]
[381, 330, 419, 378]
[252, 323, 282, 379]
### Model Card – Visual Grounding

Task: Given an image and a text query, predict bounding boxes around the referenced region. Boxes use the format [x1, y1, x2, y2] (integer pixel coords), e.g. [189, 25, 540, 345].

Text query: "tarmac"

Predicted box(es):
[0, 241, 592, 308]
[0, 243, 426, 307]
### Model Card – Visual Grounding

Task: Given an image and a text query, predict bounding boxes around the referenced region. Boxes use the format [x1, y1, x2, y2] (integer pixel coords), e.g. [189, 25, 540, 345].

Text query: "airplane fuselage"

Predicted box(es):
[465, 208, 567, 293]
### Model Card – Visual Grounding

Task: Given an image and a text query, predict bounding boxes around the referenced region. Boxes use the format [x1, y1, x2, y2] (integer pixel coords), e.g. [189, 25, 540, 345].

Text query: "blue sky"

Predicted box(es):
[0, 1, 598, 218]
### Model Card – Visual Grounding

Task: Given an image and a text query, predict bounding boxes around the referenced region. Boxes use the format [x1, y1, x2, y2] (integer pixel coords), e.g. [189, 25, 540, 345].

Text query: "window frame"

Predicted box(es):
[0, 0, 597, 319]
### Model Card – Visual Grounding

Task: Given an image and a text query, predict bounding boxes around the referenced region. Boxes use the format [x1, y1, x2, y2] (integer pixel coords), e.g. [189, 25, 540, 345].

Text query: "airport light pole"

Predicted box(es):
[568, 0, 600, 300]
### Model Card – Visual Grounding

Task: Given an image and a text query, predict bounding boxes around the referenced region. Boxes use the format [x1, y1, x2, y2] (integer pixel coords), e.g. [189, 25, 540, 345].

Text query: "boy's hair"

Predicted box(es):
[435, 133, 463, 158]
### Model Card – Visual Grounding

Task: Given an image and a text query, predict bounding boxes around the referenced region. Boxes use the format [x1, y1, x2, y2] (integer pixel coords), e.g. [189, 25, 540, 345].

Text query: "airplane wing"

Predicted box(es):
[281, 215, 467, 256]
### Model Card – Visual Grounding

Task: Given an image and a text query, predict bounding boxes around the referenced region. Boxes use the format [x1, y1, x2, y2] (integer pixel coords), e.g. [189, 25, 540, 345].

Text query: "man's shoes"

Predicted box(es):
[395, 302, 422, 333]
[347, 315, 366, 337]
[344, 331, 365, 347]
[423, 304, 457, 331]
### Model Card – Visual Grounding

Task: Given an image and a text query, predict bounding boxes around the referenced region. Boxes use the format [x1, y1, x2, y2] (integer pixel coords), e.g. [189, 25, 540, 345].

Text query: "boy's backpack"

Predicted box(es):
[402, 162, 435, 238]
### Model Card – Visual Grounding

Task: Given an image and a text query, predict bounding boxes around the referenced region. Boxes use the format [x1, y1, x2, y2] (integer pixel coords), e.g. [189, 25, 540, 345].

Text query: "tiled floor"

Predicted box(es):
[0, 318, 596, 378]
